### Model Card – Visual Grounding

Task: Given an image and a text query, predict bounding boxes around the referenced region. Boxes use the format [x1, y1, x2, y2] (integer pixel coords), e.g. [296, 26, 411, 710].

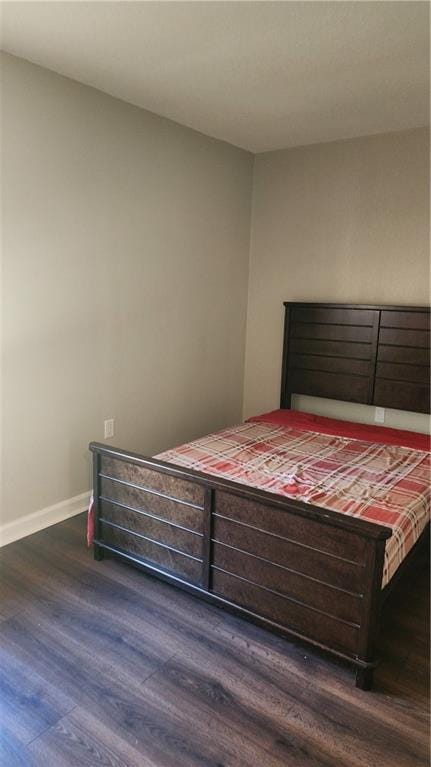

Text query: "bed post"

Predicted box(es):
[355, 536, 388, 690]
[201, 488, 214, 589]
[92, 449, 104, 561]
[356, 666, 374, 691]
[280, 303, 292, 408]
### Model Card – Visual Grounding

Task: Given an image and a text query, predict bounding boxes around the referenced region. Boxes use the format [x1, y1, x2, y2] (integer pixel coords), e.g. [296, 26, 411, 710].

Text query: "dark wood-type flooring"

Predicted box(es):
[0, 513, 429, 767]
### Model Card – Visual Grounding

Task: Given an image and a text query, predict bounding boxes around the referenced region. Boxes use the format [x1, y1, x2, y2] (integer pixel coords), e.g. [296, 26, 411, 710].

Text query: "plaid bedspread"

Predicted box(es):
[157, 420, 430, 586]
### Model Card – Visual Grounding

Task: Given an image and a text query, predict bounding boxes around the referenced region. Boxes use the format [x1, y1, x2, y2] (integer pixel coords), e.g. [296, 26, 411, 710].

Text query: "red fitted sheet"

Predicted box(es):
[247, 409, 430, 451]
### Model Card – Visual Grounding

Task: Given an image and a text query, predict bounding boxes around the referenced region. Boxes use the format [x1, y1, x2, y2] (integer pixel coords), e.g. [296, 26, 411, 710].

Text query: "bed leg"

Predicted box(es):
[94, 544, 104, 562]
[355, 666, 374, 691]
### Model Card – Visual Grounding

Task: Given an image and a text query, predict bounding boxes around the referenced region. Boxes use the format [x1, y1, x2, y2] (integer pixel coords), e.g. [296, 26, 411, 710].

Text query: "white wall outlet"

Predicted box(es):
[374, 407, 385, 424]
[104, 418, 114, 439]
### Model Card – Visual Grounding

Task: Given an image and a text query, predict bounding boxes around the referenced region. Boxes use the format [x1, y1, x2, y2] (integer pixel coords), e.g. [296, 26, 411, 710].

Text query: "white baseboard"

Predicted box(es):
[0, 490, 91, 547]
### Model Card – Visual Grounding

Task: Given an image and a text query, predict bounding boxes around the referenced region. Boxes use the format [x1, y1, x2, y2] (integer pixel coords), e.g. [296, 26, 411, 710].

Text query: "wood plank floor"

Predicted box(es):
[0, 513, 429, 767]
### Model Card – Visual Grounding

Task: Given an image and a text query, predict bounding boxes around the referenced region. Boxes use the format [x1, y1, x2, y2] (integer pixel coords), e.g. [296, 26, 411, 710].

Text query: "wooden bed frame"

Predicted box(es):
[90, 302, 430, 690]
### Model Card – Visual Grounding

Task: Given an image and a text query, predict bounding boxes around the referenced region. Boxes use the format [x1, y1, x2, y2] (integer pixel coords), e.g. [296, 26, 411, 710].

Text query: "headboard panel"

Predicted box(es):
[281, 302, 430, 414]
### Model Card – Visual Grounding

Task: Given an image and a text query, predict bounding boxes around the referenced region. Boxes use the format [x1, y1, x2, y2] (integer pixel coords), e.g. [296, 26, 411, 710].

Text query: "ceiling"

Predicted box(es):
[1, 1, 429, 153]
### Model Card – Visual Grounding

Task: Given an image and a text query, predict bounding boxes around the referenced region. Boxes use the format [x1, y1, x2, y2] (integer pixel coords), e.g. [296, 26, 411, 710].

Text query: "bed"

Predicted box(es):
[89, 301, 430, 690]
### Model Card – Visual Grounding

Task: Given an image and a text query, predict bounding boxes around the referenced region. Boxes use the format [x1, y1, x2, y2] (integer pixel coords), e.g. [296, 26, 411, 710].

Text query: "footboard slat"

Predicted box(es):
[98, 522, 203, 583]
[212, 514, 364, 592]
[99, 500, 203, 557]
[90, 441, 392, 688]
[215, 491, 367, 562]
[211, 568, 360, 655]
[101, 455, 205, 507]
[99, 475, 204, 532]
[212, 541, 362, 624]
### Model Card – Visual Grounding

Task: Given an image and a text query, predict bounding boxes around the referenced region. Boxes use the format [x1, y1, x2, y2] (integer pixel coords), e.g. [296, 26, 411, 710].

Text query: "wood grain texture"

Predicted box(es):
[0, 513, 428, 767]
[101, 455, 205, 507]
[375, 362, 429, 384]
[211, 568, 360, 655]
[291, 306, 377, 326]
[379, 327, 429, 348]
[215, 491, 367, 561]
[380, 310, 430, 330]
[290, 322, 374, 343]
[288, 368, 370, 403]
[212, 514, 365, 593]
[289, 353, 371, 376]
[374, 380, 430, 413]
[99, 522, 202, 584]
[100, 475, 204, 533]
[282, 301, 430, 413]
[289, 337, 372, 360]
[377, 345, 429, 365]
[212, 541, 362, 623]
[99, 501, 203, 557]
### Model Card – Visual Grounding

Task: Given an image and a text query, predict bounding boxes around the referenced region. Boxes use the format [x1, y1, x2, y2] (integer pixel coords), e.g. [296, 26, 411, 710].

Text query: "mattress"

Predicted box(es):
[157, 410, 430, 587]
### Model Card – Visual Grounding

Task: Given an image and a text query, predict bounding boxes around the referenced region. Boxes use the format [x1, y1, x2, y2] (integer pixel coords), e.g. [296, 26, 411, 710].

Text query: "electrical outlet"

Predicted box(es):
[104, 418, 114, 439]
[374, 407, 385, 424]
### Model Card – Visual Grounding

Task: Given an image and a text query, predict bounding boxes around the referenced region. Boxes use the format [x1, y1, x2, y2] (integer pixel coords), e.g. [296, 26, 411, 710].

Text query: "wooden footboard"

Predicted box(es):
[90, 441, 392, 690]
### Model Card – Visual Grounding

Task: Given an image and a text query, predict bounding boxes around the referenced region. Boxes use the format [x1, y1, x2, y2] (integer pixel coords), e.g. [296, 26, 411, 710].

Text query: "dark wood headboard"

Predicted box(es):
[280, 302, 430, 414]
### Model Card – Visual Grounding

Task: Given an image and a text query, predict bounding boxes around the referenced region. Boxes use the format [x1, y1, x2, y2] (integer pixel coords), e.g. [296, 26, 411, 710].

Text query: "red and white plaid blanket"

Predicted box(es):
[157, 418, 430, 586]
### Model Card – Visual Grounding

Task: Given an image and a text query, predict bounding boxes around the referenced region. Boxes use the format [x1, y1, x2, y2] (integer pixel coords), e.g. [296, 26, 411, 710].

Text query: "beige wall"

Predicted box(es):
[1, 53, 253, 525]
[1, 54, 429, 531]
[243, 128, 430, 432]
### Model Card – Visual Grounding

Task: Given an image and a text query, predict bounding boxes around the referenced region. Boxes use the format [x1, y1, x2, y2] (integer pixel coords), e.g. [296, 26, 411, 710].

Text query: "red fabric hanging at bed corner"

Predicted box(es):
[87, 496, 94, 547]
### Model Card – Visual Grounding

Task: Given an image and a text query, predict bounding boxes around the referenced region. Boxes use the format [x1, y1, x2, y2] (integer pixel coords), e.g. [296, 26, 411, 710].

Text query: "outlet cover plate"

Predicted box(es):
[374, 407, 385, 424]
[104, 419, 114, 439]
